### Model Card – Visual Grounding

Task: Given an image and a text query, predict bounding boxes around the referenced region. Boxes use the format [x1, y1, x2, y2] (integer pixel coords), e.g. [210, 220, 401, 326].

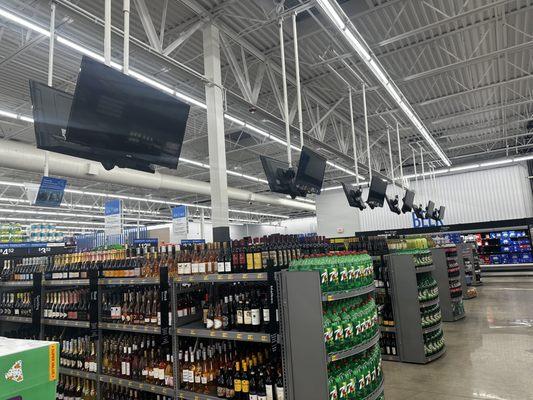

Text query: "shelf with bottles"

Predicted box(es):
[1, 256, 48, 283]
[59, 367, 98, 381]
[423, 329, 445, 360]
[0, 241, 74, 259]
[57, 374, 98, 400]
[100, 332, 174, 394]
[0, 314, 32, 323]
[177, 322, 272, 343]
[42, 318, 90, 328]
[45, 330, 98, 376]
[174, 272, 268, 283]
[0, 289, 32, 319]
[328, 345, 384, 400]
[101, 382, 174, 400]
[176, 338, 284, 400]
[420, 304, 442, 329]
[43, 287, 90, 323]
[417, 273, 439, 303]
[328, 331, 380, 363]
[380, 332, 398, 359]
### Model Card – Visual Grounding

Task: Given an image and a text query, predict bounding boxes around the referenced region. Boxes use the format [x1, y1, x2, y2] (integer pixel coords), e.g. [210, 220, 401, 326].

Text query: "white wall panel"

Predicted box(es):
[316, 164, 533, 235]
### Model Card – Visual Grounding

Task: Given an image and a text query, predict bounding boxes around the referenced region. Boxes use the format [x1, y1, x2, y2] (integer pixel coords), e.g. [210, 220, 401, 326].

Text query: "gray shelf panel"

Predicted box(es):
[0, 281, 33, 287]
[176, 323, 271, 343]
[99, 375, 174, 396]
[425, 346, 446, 363]
[381, 354, 400, 362]
[422, 322, 442, 335]
[419, 298, 439, 308]
[364, 379, 385, 400]
[328, 331, 380, 363]
[174, 272, 267, 283]
[322, 283, 375, 302]
[379, 325, 396, 332]
[99, 322, 160, 334]
[59, 367, 97, 380]
[42, 318, 90, 328]
[0, 315, 32, 323]
[176, 390, 220, 400]
[415, 264, 435, 273]
[99, 277, 160, 285]
[450, 296, 463, 303]
[452, 313, 466, 321]
[43, 279, 89, 286]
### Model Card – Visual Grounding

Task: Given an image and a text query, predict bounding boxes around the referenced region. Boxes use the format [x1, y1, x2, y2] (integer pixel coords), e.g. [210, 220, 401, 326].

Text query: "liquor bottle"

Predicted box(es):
[275, 367, 284, 400]
[241, 361, 250, 398]
[251, 292, 261, 332]
[216, 367, 226, 398]
[234, 361, 242, 399]
[223, 242, 232, 273]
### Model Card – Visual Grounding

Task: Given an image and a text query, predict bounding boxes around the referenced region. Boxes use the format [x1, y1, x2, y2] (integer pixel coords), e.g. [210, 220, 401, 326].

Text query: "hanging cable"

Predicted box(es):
[386, 126, 394, 184]
[348, 87, 360, 186]
[362, 83, 371, 181]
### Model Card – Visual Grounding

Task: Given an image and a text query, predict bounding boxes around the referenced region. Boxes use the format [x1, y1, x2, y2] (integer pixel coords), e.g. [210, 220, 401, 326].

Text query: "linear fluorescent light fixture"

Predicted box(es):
[314, 0, 451, 166]
[0, 6, 362, 182]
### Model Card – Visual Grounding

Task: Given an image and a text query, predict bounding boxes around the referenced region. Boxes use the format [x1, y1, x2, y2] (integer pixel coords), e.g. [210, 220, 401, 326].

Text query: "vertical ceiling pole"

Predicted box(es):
[279, 17, 292, 166]
[386, 126, 394, 183]
[104, 0, 112, 65]
[292, 13, 304, 149]
[47, 2, 56, 87]
[362, 83, 371, 181]
[123, 0, 130, 74]
[203, 23, 230, 241]
[419, 145, 426, 202]
[396, 121, 404, 184]
[412, 147, 418, 198]
[200, 208, 205, 241]
[348, 87, 360, 186]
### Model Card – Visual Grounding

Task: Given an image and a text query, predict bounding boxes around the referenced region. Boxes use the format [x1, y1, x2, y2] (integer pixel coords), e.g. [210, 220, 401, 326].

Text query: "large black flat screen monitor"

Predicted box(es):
[260, 155, 292, 195]
[438, 206, 445, 220]
[401, 189, 415, 213]
[426, 200, 435, 214]
[367, 178, 387, 207]
[29, 80, 154, 172]
[66, 56, 190, 170]
[295, 146, 327, 194]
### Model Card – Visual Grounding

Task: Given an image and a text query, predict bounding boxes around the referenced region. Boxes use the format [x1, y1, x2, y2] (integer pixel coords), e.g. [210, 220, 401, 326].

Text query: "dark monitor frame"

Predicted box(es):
[260, 155, 293, 195]
[401, 189, 415, 213]
[367, 177, 387, 208]
[294, 146, 327, 195]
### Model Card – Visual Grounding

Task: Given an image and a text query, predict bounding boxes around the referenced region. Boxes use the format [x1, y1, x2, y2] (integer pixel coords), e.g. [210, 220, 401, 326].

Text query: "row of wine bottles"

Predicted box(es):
[0, 291, 32, 316]
[1, 234, 330, 282]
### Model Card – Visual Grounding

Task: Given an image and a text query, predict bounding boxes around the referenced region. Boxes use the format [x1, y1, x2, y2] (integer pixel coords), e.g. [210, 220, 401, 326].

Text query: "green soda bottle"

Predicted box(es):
[323, 309, 334, 353]
[328, 254, 340, 292]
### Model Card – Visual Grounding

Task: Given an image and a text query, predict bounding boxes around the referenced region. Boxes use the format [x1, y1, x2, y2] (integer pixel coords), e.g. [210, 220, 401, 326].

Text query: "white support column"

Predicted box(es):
[47, 2, 56, 87]
[203, 23, 230, 242]
[104, 0, 112, 66]
[123, 0, 130, 74]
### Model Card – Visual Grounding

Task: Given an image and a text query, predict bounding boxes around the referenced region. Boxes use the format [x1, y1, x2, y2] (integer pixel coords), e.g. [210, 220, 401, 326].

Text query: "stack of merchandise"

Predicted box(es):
[420, 304, 441, 328]
[423, 329, 445, 357]
[323, 296, 378, 354]
[327, 345, 384, 400]
[290, 252, 374, 294]
[417, 274, 439, 302]
[28, 223, 64, 243]
[0, 223, 28, 243]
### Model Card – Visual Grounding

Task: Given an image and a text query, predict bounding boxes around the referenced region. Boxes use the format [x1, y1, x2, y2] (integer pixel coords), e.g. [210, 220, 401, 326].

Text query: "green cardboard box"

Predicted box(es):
[0, 337, 58, 400]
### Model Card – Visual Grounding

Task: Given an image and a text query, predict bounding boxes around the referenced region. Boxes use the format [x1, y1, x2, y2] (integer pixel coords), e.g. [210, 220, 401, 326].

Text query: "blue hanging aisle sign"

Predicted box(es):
[34, 177, 67, 207]
[171, 206, 188, 243]
[104, 199, 123, 236]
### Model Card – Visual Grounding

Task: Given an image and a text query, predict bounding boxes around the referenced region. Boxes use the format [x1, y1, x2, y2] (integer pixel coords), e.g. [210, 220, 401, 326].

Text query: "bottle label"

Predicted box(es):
[217, 262, 225, 273]
[191, 263, 199, 274]
[195, 373, 201, 384]
[258, 396, 267, 400]
[254, 253, 262, 270]
[198, 262, 206, 274]
[246, 253, 254, 270]
[201, 376, 208, 385]
[214, 317, 223, 330]
[206, 317, 214, 329]
[263, 308, 270, 323]
[266, 385, 274, 400]
[276, 386, 285, 400]
[237, 310, 244, 324]
[244, 310, 252, 325]
[250, 395, 258, 400]
[224, 261, 231, 272]
[234, 378, 242, 392]
[251, 309, 261, 325]
[242, 380, 250, 393]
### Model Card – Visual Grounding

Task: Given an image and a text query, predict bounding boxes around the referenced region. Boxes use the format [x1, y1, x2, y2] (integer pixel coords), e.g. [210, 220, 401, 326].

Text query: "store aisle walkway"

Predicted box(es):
[383, 277, 533, 400]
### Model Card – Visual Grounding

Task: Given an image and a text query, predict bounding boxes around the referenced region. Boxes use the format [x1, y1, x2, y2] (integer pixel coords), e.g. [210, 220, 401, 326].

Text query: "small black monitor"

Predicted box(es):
[29, 80, 155, 172]
[342, 182, 366, 210]
[401, 190, 415, 213]
[385, 195, 401, 215]
[66, 56, 190, 170]
[260, 155, 293, 195]
[438, 206, 445, 221]
[367, 177, 387, 208]
[426, 200, 435, 215]
[295, 146, 327, 194]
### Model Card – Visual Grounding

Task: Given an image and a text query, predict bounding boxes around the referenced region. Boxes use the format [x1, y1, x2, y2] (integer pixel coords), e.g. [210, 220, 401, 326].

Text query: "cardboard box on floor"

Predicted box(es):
[0, 337, 58, 400]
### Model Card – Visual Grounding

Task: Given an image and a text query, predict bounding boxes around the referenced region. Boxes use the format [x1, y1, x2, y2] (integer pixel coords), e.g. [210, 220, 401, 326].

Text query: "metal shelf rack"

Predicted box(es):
[321, 282, 375, 302]
[327, 331, 380, 363]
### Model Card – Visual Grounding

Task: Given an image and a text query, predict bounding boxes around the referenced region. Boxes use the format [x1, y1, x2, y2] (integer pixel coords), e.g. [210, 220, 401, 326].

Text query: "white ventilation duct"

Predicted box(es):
[0, 141, 315, 212]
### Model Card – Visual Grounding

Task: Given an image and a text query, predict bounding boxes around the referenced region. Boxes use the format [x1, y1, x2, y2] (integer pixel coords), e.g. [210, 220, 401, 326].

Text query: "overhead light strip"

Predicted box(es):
[314, 0, 451, 166]
[0, 180, 290, 219]
[0, 7, 362, 182]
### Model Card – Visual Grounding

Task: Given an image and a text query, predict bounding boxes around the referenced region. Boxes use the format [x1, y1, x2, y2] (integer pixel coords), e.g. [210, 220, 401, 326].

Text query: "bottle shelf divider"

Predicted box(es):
[41, 318, 90, 328]
[0, 315, 32, 324]
[379, 325, 396, 333]
[99, 322, 161, 334]
[175, 389, 220, 400]
[0, 280, 33, 287]
[425, 346, 446, 363]
[58, 367, 98, 381]
[43, 279, 89, 286]
[176, 322, 272, 343]
[422, 322, 442, 335]
[415, 264, 435, 273]
[327, 330, 380, 363]
[364, 378, 385, 400]
[321, 282, 375, 302]
[419, 297, 439, 308]
[99, 374, 174, 396]
[173, 272, 268, 283]
[99, 277, 160, 285]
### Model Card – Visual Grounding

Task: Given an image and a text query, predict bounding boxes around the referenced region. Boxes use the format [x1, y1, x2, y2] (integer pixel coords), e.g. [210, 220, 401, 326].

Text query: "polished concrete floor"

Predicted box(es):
[383, 277, 533, 400]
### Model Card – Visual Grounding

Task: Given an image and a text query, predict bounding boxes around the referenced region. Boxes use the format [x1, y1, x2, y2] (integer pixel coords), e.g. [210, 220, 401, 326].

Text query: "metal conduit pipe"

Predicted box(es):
[0, 141, 316, 212]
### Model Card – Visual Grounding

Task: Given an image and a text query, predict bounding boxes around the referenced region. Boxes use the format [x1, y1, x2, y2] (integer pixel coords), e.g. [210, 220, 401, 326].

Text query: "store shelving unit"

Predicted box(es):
[381, 252, 446, 364]
[431, 247, 466, 321]
[458, 243, 482, 287]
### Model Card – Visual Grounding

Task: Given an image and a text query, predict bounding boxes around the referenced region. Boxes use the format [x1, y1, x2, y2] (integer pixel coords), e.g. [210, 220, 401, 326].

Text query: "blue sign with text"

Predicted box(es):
[104, 199, 122, 216]
[412, 213, 444, 228]
[172, 206, 187, 219]
[132, 238, 159, 247]
[34, 176, 67, 207]
[181, 239, 206, 245]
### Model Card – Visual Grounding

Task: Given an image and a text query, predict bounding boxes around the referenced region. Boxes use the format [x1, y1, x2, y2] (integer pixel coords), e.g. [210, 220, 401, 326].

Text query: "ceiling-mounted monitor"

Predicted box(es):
[426, 200, 435, 216]
[401, 189, 415, 213]
[29, 80, 152, 172]
[295, 146, 327, 195]
[66, 56, 190, 171]
[367, 178, 387, 209]
[438, 205, 445, 221]
[260, 155, 293, 195]
[413, 204, 425, 219]
[385, 195, 401, 215]
[342, 182, 366, 211]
